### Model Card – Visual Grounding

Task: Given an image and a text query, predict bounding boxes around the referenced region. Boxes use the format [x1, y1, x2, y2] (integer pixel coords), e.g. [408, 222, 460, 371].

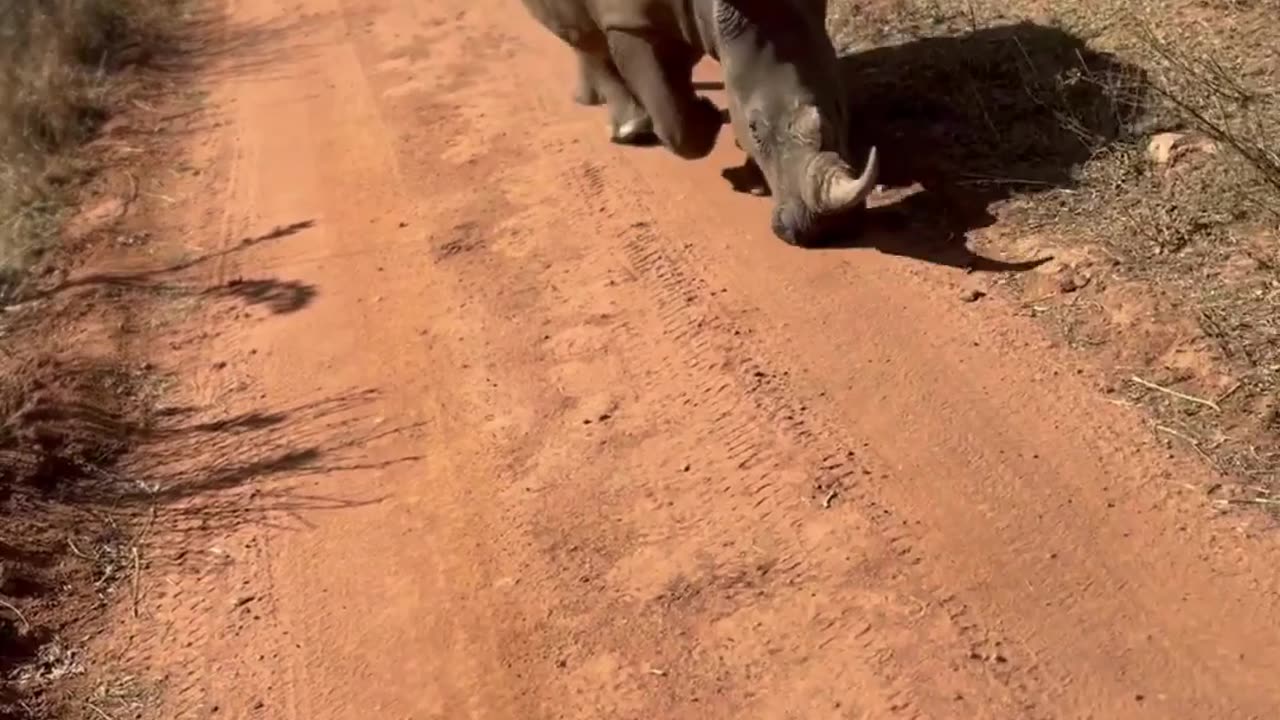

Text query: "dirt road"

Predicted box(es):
[119, 0, 1280, 717]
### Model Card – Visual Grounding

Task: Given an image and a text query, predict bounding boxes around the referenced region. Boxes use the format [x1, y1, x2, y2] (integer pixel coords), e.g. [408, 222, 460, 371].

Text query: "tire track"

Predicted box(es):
[506, 91, 1053, 717]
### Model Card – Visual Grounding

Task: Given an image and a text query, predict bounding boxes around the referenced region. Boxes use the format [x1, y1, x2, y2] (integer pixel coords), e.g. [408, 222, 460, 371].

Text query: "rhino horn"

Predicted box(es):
[812, 146, 879, 215]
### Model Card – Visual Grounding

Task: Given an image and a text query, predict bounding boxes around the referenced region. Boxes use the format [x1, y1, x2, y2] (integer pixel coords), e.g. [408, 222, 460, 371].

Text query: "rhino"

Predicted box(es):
[519, 0, 880, 246]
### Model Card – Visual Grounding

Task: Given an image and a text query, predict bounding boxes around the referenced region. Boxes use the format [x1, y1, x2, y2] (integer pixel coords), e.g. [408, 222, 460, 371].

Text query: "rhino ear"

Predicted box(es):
[712, 0, 751, 38]
[747, 107, 769, 147]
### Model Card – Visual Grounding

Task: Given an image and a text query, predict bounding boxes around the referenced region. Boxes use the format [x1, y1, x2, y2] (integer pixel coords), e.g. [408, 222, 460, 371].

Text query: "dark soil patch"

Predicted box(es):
[0, 345, 152, 720]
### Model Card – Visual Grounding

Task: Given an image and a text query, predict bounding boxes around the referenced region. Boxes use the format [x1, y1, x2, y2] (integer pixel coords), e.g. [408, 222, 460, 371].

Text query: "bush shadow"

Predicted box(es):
[4, 378, 424, 541]
[727, 21, 1150, 269]
[840, 22, 1147, 262]
[11, 220, 319, 318]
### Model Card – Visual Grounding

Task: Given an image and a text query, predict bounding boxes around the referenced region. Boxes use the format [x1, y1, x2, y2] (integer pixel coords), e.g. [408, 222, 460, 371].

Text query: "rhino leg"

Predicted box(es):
[577, 50, 655, 146]
[572, 50, 605, 106]
[605, 30, 719, 160]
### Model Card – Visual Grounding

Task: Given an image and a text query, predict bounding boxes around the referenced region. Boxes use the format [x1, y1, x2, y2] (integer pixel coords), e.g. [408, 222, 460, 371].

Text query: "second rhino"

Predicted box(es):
[519, 0, 880, 246]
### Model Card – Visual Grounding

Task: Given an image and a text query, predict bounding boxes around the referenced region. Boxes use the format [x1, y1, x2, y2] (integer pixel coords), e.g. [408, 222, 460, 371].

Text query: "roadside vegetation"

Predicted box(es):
[828, 0, 1279, 508]
[2, 2, 183, 719]
[1, 0, 176, 299]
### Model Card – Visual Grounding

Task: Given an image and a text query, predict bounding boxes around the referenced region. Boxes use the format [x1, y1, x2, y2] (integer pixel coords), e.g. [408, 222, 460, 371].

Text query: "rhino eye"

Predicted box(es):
[747, 114, 768, 150]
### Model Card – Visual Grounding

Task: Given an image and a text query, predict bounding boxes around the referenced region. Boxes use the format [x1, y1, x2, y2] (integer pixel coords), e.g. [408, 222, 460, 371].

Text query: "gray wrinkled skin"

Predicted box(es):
[519, 0, 879, 246]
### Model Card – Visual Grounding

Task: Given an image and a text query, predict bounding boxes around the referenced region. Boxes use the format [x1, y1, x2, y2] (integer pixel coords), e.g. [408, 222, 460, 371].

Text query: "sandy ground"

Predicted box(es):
[107, 0, 1280, 717]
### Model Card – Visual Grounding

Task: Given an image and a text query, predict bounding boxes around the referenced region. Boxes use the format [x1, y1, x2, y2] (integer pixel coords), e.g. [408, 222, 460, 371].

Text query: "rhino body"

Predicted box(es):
[519, 0, 879, 246]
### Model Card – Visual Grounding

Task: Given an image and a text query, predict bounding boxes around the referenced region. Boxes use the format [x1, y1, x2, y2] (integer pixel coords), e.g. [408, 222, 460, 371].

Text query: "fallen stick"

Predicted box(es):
[1130, 376, 1221, 411]
[0, 598, 30, 633]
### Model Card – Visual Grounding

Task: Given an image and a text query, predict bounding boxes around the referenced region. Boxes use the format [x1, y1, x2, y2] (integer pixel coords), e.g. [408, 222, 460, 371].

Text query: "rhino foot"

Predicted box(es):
[609, 115, 657, 146]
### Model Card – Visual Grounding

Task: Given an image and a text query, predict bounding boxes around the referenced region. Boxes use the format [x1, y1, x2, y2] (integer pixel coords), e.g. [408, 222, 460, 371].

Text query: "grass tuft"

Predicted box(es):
[0, 0, 179, 301]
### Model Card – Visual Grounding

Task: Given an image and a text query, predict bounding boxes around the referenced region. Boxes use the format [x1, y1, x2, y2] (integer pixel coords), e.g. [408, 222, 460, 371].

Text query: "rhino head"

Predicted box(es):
[714, 0, 879, 246]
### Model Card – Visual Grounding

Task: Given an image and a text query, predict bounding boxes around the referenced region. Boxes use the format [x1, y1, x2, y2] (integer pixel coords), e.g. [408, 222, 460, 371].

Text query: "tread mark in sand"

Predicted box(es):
[554, 155, 1059, 715]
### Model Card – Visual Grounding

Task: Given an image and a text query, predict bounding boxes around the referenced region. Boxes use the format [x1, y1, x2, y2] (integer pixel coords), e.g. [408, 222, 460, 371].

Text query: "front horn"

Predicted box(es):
[813, 146, 880, 214]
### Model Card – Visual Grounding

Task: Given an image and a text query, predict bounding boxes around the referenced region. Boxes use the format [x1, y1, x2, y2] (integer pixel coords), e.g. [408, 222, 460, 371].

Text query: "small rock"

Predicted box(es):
[233, 594, 256, 609]
[959, 288, 987, 303]
[1057, 271, 1089, 294]
[1147, 131, 1217, 166]
[1147, 133, 1182, 164]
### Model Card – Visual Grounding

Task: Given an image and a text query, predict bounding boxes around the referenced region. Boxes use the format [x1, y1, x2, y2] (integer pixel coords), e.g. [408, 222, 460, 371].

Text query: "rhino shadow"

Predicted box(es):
[735, 21, 1152, 268]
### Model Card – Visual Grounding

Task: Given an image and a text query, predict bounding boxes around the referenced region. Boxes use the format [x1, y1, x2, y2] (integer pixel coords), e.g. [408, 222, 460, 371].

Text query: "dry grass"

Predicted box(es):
[828, 0, 1280, 498]
[0, 0, 181, 302]
[2, 5, 185, 719]
[827, 0, 1279, 213]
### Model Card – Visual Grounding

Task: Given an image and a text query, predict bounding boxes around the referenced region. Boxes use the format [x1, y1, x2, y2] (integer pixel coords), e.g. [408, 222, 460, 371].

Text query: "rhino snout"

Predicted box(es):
[770, 201, 817, 247]
[766, 148, 878, 247]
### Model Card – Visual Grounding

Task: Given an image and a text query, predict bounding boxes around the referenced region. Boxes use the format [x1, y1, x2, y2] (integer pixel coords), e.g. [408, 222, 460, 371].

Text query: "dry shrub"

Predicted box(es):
[828, 0, 1280, 493]
[2, 3, 181, 718]
[828, 0, 1280, 229]
[0, 0, 178, 298]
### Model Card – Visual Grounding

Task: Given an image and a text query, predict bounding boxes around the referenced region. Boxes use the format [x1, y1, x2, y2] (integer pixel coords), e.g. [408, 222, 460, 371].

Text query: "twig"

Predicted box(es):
[83, 701, 116, 720]
[822, 489, 838, 509]
[0, 598, 30, 633]
[1216, 380, 1244, 404]
[131, 546, 143, 618]
[131, 506, 157, 618]
[123, 172, 140, 209]
[1156, 425, 1222, 471]
[137, 505, 157, 546]
[142, 191, 177, 204]
[1130, 376, 1221, 411]
[1156, 424, 1199, 445]
[1021, 292, 1061, 307]
[958, 173, 1056, 187]
[68, 538, 97, 560]
[1226, 497, 1280, 507]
